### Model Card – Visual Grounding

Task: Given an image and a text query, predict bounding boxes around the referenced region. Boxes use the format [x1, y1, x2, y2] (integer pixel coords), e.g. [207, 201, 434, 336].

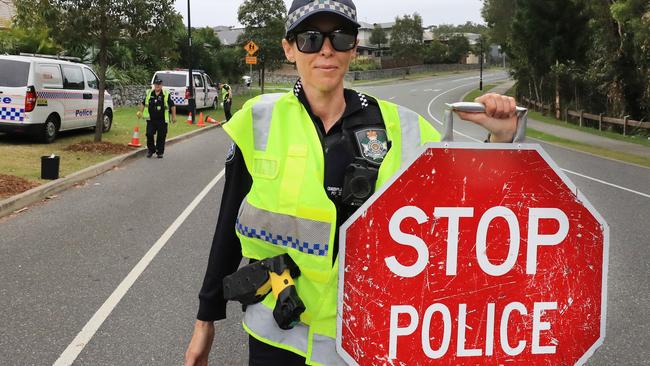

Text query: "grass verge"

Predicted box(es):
[462, 84, 498, 102]
[527, 129, 650, 168]
[526, 110, 650, 148]
[461, 84, 650, 168]
[0, 90, 277, 185]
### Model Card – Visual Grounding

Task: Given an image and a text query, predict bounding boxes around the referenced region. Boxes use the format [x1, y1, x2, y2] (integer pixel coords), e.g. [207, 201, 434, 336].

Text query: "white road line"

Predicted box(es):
[425, 85, 650, 199]
[424, 89, 433, 92]
[389, 96, 396, 100]
[561, 168, 650, 198]
[53, 169, 227, 366]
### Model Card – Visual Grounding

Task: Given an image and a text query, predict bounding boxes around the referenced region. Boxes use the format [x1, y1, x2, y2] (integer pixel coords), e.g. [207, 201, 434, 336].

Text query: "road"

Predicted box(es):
[0, 70, 648, 365]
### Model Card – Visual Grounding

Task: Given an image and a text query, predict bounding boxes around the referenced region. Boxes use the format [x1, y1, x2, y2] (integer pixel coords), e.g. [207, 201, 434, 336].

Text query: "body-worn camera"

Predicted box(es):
[341, 158, 379, 209]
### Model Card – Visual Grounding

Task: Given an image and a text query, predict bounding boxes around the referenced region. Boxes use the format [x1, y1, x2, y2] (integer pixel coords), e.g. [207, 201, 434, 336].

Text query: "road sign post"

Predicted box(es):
[244, 41, 260, 92]
[338, 142, 609, 365]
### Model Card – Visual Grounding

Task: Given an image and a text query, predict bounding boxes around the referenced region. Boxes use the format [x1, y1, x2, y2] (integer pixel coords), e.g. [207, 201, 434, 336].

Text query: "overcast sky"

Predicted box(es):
[173, 0, 485, 28]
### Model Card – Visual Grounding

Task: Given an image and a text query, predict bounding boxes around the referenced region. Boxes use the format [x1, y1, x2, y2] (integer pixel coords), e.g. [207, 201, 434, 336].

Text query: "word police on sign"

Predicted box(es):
[337, 144, 608, 366]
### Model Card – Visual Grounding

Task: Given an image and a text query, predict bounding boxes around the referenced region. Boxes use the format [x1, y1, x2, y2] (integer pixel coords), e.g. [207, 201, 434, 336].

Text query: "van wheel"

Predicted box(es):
[102, 112, 113, 132]
[212, 98, 219, 110]
[40, 116, 58, 143]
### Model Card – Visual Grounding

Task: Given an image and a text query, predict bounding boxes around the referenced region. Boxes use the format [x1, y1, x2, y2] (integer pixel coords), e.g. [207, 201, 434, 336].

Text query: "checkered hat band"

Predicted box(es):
[286, 0, 357, 30]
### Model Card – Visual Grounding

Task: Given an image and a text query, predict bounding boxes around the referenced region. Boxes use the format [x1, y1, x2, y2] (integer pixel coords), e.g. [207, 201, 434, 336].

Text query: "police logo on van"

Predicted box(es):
[75, 109, 93, 117]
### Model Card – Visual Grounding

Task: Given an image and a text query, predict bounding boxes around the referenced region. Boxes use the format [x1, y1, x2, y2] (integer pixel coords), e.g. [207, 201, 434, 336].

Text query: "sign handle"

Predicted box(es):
[443, 102, 528, 143]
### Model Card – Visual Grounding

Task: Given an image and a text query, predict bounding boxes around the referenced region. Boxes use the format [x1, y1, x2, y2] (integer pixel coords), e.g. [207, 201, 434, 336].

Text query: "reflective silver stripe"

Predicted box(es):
[397, 106, 422, 163]
[237, 200, 331, 256]
[252, 93, 283, 151]
[243, 303, 309, 354]
[312, 333, 347, 365]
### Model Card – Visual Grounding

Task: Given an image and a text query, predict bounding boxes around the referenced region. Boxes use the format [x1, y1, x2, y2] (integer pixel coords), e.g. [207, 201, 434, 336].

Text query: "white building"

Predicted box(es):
[357, 21, 395, 57]
[0, 0, 15, 29]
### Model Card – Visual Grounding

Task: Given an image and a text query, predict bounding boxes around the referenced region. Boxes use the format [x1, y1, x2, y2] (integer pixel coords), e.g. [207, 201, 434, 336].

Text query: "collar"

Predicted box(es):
[293, 79, 369, 120]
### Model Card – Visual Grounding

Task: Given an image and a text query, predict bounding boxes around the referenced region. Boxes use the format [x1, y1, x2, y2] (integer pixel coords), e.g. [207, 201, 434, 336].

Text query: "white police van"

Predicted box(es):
[0, 54, 114, 143]
[151, 70, 219, 111]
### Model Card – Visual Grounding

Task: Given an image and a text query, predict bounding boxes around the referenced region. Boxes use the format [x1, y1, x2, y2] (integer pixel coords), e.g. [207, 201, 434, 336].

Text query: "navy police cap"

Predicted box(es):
[286, 0, 360, 34]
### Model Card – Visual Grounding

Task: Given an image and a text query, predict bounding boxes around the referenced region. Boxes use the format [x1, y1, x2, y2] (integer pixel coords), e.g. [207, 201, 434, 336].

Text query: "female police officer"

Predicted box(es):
[185, 1, 517, 365]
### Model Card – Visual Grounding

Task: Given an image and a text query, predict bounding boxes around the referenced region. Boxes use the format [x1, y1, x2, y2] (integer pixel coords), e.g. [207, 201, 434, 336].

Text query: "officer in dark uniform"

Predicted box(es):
[185, 0, 517, 364]
[218, 82, 233, 121]
[137, 78, 177, 158]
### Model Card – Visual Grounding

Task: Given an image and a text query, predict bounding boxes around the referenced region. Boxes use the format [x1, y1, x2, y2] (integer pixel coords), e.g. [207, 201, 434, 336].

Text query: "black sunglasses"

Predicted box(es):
[289, 30, 357, 53]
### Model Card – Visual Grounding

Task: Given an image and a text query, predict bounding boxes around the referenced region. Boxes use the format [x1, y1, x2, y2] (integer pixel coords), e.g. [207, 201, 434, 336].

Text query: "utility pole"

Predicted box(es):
[187, 0, 195, 123]
[479, 38, 484, 91]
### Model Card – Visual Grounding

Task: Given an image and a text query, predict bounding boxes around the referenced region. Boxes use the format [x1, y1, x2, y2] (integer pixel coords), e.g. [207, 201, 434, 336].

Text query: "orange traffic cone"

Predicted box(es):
[128, 126, 142, 147]
[197, 112, 206, 127]
[206, 116, 220, 125]
[186, 112, 193, 125]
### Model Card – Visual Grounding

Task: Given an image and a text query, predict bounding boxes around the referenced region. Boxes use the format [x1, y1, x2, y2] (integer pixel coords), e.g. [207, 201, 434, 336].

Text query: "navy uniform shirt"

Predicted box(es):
[141, 89, 174, 122]
[197, 79, 389, 321]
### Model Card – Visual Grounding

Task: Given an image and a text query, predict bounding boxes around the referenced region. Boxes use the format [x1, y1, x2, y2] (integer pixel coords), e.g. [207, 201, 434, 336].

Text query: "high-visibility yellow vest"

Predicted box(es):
[223, 91, 440, 365]
[221, 84, 231, 101]
[143, 89, 170, 122]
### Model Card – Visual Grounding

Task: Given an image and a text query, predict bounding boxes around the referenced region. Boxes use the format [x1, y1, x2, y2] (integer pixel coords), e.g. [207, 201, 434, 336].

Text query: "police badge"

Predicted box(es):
[354, 128, 389, 165]
[225, 141, 236, 163]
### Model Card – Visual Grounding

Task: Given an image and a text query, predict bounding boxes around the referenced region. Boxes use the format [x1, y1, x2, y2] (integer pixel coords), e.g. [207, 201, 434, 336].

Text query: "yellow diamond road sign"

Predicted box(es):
[244, 41, 259, 55]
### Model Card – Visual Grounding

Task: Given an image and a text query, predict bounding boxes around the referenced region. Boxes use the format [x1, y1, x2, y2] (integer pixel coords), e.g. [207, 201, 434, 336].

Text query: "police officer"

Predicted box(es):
[218, 82, 233, 121]
[137, 78, 177, 158]
[185, 1, 517, 365]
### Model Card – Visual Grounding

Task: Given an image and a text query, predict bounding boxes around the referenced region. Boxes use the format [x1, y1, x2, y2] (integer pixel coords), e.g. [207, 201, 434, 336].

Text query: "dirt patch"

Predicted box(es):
[64, 141, 133, 154]
[0, 174, 40, 199]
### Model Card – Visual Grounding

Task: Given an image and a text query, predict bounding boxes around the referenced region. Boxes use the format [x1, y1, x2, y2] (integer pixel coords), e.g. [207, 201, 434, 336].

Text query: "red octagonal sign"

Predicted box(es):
[338, 144, 609, 366]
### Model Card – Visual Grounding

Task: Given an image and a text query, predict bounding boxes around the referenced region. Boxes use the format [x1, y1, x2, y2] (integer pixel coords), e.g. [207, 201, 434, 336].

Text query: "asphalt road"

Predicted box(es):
[0, 70, 648, 365]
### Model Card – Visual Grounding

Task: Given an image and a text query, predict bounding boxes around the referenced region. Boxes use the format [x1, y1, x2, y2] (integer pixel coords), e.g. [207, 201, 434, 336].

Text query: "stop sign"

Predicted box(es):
[337, 143, 608, 366]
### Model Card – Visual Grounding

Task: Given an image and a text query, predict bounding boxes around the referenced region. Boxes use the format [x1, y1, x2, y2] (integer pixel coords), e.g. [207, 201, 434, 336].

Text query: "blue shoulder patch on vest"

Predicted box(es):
[354, 128, 389, 165]
[225, 141, 236, 163]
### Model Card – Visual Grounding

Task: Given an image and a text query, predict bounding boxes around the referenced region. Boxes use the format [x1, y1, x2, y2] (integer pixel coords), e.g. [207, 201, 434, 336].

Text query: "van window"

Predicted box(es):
[0, 60, 30, 87]
[154, 73, 186, 87]
[193, 75, 204, 88]
[37, 64, 64, 89]
[62, 66, 85, 90]
[206, 75, 215, 87]
[83, 68, 99, 89]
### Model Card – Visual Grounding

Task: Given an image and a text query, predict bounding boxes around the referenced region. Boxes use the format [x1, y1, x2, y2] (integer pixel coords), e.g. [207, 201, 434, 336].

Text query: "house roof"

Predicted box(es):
[358, 21, 395, 30]
[213, 27, 245, 46]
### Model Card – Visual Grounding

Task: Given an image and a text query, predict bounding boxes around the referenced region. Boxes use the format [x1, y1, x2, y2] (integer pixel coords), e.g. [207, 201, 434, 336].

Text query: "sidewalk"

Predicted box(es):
[489, 81, 650, 159]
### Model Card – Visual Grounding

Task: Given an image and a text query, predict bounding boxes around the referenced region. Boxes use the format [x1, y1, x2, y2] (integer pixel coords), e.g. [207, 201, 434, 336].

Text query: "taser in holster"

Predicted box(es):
[223, 254, 305, 330]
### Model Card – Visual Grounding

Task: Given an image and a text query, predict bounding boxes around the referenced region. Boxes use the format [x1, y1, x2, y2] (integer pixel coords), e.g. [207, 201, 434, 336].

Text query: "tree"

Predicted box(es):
[47, 0, 179, 142]
[237, 0, 287, 72]
[422, 40, 448, 64]
[369, 24, 388, 56]
[510, 0, 589, 104]
[430, 22, 488, 36]
[390, 13, 424, 64]
[481, 0, 516, 49]
[445, 34, 471, 63]
[176, 27, 224, 81]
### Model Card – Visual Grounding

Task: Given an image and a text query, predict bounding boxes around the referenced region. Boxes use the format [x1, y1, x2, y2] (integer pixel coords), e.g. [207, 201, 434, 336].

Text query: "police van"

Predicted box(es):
[0, 54, 114, 143]
[151, 70, 219, 111]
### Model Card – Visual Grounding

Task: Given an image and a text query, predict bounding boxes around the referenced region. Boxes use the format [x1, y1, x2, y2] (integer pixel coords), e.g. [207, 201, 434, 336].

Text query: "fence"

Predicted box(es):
[520, 97, 650, 136]
[252, 63, 481, 84]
